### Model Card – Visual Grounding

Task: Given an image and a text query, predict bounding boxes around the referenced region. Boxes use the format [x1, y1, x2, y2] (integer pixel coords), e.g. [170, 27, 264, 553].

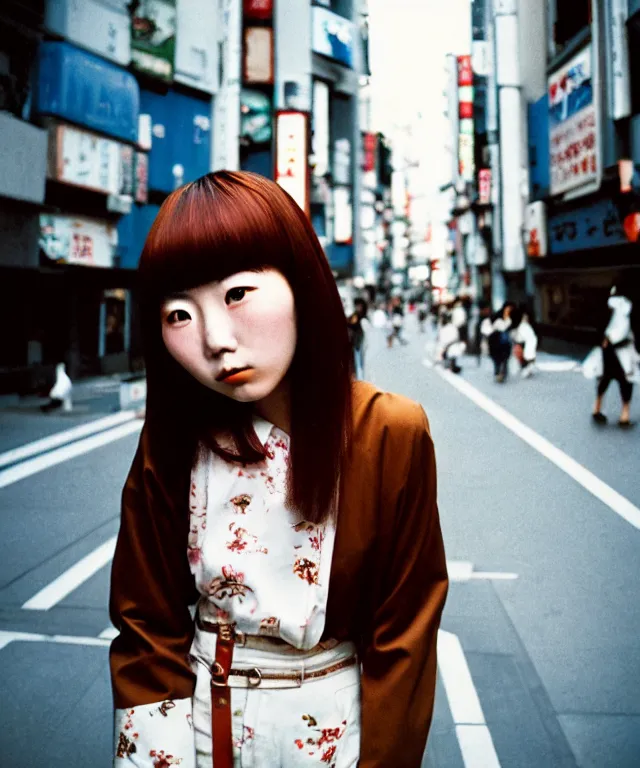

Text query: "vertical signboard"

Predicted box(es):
[610, 0, 631, 119]
[275, 111, 309, 214]
[213, 0, 242, 171]
[548, 44, 599, 196]
[458, 54, 475, 182]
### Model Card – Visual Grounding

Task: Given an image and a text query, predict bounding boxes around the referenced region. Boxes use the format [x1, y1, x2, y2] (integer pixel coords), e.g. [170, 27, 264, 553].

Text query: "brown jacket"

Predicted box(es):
[109, 380, 448, 767]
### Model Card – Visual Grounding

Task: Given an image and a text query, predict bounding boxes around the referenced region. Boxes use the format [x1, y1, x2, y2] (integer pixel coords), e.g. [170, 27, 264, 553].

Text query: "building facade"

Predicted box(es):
[0, 0, 371, 396]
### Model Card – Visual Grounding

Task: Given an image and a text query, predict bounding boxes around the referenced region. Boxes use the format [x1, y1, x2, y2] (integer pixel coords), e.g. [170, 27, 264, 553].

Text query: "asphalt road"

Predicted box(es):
[0, 320, 638, 767]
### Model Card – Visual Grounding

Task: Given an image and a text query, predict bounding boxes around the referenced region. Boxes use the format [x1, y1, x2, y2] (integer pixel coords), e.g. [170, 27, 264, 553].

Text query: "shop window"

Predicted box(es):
[552, 0, 591, 54]
[627, 12, 640, 116]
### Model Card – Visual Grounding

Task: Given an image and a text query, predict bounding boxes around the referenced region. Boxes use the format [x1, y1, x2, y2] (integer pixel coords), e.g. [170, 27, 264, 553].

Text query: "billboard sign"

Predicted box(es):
[276, 111, 309, 214]
[548, 44, 599, 196]
[39, 214, 117, 268]
[312, 6, 354, 68]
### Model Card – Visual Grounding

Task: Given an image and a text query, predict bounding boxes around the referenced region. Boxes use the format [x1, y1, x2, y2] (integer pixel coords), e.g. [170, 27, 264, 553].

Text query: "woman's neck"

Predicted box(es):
[253, 379, 291, 435]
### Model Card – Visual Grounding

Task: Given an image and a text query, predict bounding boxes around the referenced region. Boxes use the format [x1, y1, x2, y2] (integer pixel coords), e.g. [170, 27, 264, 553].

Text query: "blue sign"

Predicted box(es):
[312, 7, 354, 68]
[548, 198, 626, 254]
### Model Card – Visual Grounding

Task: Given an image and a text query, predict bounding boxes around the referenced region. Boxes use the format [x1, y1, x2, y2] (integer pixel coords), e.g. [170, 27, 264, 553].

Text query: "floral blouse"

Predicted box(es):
[113, 416, 337, 766]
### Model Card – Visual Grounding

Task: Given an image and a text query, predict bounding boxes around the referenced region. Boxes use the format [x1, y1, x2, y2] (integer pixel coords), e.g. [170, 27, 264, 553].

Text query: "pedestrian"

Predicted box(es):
[511, 309, 538, 379]
[437, 311, 465, 374]
[387, 295, 409, 347]
[417, 298, 428, 333]
[451, 298, 468, 345]
[588, 287, 638, 427]
[109, 171, 448, 768]
[40, 362, 72, 413]
[347, 296, 369, 380]
[487, 303, 514, 383]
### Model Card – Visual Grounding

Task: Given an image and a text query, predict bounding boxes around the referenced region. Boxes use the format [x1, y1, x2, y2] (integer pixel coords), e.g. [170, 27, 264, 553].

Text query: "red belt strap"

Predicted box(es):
[210, 623, 235, 768]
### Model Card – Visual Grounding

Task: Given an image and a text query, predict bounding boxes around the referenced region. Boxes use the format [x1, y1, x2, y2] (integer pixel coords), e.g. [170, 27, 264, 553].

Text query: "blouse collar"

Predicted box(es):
[252, 413, 290, 448]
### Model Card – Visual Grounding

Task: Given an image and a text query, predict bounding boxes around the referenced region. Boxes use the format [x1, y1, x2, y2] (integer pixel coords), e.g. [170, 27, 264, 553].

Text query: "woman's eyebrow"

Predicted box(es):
[163, 291, 192, 301]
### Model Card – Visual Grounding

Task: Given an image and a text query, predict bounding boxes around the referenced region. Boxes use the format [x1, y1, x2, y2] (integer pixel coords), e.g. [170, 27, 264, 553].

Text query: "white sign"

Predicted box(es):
[548, 45, 599, 196]
[39, 215, 117, 268]
[50, 125, 125, 195]
[524, 201, 548, 257]
[610, 0, 631, 120]
[276, 112, 308, 212]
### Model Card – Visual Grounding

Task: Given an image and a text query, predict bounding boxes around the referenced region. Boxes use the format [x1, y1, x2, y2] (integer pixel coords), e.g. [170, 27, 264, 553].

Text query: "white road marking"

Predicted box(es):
[0, 411, 137, 469]
[99, 626, 119, 640]
[0, 629, 110, 651]
[0, 419, 143, 489]
[436, 368, 640, 531]
[447, 560, 518, 582]
[438, 630, 501, 767]
[536, 360, 580, 372]
[22, 536, 117, 611]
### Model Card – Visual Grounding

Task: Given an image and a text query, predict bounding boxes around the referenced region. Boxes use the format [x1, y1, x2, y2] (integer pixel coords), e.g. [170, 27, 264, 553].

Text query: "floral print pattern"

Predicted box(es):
[114, 697, 192, 766]
[294, 714, 348, 766]
[188, 416, 337, 650]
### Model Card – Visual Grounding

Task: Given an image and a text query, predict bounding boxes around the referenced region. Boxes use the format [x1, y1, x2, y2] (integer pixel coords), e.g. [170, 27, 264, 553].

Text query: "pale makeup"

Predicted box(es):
[161, 269, 297, 417]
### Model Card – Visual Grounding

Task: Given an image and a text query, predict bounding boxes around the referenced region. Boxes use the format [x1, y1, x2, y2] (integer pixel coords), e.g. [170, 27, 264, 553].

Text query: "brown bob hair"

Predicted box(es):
[137, 170, 354, 525]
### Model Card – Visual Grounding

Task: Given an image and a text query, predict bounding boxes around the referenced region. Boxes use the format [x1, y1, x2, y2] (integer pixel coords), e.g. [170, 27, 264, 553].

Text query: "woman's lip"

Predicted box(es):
[219, 368, 253, 384]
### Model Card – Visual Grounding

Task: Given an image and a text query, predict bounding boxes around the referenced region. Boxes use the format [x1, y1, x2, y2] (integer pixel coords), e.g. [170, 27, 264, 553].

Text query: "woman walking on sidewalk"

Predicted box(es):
[109, 171, 448, 768]
[590, 287, 638, 427]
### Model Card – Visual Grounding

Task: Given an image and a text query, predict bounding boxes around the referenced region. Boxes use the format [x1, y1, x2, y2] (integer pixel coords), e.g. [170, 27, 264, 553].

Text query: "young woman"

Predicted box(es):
[109, 171, 448, 768]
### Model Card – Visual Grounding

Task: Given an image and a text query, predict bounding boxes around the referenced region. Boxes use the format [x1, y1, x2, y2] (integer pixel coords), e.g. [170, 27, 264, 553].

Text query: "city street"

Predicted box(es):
[1, 321, 639, 768]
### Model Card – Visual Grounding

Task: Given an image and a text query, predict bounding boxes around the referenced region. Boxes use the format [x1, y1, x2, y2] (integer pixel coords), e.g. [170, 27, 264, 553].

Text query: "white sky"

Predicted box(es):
[368, 0, 472, 135]
[367, 0, 472, 206]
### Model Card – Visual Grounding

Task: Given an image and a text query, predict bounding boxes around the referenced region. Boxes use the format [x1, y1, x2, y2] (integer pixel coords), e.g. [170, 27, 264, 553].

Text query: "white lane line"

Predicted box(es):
[22, 536, 117, 611]
[447, 560, 518, 582]
[438, 630, 501, 768]
[0, 419, 143, 489]
[436, 368, 640, 531]
[0, 629, 110, 651]
[99, 626, 119, 640]
[0, 411, 136, 469]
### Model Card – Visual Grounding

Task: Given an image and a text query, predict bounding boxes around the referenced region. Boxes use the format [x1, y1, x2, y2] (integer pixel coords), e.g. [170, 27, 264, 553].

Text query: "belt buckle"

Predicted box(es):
[246, 667, 262, 687]
[217, 623, 235, 642]
[211, 661, 227, 688]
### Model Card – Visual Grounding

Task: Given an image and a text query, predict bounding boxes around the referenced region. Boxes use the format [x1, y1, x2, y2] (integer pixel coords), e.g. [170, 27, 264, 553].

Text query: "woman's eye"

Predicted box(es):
[166, 309, 191, 324]
[226, 287, 252, 305]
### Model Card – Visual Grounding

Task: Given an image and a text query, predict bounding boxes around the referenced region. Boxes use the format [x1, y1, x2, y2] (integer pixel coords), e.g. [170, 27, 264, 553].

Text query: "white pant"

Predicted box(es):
[190, 630, 361, 768]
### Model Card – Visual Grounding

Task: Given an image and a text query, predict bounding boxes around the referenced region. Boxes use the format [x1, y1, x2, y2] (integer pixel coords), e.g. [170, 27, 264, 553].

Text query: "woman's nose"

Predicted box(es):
[202, 311, 238, 358]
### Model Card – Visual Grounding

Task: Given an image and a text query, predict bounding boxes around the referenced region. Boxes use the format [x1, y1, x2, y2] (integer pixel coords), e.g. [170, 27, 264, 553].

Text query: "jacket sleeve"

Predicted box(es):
[359, 405, 448, 768]
[109, 425, 198, 766]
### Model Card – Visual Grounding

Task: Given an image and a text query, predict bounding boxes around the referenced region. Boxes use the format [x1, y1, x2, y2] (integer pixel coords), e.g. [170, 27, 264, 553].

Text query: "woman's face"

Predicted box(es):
[161, 268, 297, 403]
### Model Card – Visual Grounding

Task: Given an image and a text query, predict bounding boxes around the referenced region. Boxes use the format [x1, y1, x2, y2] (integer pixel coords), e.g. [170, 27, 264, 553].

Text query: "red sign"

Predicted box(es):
[459, 101, 473, 119]
[457, 55, 473, 87]
[244, 0, 273, 20]
[362, 132, 377, 172]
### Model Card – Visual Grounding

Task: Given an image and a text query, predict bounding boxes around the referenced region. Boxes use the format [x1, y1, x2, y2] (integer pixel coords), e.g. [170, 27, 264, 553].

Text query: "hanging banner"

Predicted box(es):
[213, 0, 242, 171]
[275, 111, 309, 214]
[548, 44, 599, 196]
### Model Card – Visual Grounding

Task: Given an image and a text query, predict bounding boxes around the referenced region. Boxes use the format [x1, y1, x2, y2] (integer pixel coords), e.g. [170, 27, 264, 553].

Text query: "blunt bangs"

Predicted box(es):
[139, 171, 299, 302]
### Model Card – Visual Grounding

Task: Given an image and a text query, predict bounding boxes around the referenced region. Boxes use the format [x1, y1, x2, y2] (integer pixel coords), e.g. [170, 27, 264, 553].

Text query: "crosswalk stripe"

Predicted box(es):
[0, 629, 110, 650]
[0, 419, 143, 489]
[22, 537, 117, 611]
[0, 411, 137, 469]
